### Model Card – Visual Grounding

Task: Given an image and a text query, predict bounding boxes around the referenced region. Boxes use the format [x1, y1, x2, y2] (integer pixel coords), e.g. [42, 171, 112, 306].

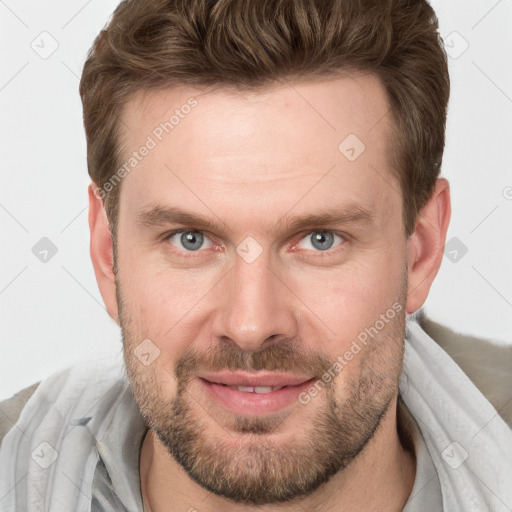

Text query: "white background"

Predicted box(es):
[1, 0, 511, 399]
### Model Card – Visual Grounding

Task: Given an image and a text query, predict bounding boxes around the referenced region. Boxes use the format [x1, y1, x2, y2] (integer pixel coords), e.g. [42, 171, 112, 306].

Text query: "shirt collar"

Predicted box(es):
[94, 384, 148, 511]
[399, 397, 443, 511]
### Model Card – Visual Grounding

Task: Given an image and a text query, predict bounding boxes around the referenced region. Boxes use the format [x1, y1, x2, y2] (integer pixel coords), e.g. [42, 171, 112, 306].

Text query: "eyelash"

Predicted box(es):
[161, 228, 349, 257]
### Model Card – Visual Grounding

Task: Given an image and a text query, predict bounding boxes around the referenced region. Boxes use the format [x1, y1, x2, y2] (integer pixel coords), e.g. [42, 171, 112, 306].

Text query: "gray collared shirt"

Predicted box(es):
[92, 386, 147, 512]
[400, 397, 444, 511]
[91, 389, 443, 511]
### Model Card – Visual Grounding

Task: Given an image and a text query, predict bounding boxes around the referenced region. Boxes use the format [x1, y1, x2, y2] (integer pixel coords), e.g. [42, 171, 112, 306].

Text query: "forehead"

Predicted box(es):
[117, 74, 400, 234]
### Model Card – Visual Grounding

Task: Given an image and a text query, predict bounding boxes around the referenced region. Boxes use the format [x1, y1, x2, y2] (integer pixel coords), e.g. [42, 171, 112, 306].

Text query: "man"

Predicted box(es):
[1, 0, 511, 510]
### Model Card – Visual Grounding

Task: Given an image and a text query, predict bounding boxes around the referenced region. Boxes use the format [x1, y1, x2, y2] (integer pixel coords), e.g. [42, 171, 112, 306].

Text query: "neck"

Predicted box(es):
[140, 395, 416, 512]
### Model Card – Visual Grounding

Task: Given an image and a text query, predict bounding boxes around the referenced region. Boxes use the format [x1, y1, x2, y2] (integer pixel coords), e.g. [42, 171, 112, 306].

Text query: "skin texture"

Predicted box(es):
[88, 74, 451, 512]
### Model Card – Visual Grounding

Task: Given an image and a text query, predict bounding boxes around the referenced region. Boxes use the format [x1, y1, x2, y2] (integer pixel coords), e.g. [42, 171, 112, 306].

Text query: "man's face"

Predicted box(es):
[115, 74, 409, 505]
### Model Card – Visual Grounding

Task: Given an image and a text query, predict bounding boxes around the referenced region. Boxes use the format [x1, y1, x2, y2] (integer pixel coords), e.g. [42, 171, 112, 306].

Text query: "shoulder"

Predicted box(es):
[0, 353, 126, 448]
[416, 310, 512, 428]
[0, 382, 40, 445]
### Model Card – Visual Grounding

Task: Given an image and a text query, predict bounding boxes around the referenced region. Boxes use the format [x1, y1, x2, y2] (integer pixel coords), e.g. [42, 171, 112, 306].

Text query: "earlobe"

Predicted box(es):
[405, 178, 451, 314]
[88, 183, 120, 324]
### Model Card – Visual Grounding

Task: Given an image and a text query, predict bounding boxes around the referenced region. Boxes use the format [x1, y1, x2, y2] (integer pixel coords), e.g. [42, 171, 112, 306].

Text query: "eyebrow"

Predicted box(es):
[136, 203, 375, 235]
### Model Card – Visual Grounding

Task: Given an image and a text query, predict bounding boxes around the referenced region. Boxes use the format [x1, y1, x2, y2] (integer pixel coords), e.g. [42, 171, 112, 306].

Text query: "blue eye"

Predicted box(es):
[297, 231, 344, 251]
[165, 229, 345, 256]
[167, 230, 213, 252]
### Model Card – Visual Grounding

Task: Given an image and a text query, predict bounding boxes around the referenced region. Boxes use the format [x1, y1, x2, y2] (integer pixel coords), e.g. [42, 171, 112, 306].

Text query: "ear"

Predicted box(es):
[406, 178, 451, 314]
[88, 183, 119, 324]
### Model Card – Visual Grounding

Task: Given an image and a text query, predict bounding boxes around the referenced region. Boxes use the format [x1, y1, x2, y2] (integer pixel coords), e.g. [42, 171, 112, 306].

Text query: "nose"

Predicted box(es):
[210, 246, 298, 352]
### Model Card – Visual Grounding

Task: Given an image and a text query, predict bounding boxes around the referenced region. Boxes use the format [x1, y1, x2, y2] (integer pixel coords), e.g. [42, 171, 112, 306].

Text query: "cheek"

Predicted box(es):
[289, 251, 406, 344]
[120, 243, 212, 312]
[117, 255, 222, 359]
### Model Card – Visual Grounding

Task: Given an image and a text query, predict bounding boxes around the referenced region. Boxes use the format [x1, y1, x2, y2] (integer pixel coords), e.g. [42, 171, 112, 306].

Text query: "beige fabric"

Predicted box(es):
[0, 382, 40, 444]
[419, 313, 512, 427]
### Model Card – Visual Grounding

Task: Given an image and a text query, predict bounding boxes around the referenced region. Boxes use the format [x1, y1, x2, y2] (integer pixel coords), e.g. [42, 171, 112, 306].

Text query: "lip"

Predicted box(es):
[198, 375, 316, 416]
[197, 371, 314, 388]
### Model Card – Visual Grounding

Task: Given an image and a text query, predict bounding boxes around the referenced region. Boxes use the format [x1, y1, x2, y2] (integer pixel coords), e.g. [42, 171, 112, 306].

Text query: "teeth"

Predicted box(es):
[237, 386, 256, 392]
[227, 385, 285, 393]
[254, 386, 274, 393]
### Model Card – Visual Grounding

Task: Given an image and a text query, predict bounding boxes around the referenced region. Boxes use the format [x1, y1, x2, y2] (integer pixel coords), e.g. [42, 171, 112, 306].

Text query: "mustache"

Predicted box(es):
[174, 341, 334, 385]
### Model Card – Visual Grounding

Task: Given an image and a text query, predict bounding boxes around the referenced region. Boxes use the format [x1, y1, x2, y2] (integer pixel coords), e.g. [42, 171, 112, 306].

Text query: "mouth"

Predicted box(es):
[214, 384, 288, 393]
[196, 372, 316, 416]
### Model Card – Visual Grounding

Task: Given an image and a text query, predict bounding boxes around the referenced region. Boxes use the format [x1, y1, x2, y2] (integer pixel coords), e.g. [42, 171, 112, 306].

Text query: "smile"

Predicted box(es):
[198, 375, 315, 416]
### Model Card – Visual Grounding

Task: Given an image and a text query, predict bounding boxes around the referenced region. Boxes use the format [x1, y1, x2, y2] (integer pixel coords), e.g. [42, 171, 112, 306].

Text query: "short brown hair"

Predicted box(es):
[79, 0, 449, 238]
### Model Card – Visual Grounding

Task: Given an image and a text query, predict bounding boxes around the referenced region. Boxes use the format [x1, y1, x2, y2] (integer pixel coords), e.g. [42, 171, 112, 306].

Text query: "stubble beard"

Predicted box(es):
[118, 272, 407, 506]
